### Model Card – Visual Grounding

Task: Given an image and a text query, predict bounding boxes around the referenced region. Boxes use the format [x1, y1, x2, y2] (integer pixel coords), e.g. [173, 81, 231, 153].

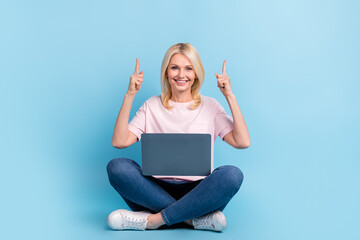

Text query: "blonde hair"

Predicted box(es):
[160, 43, 205, 110]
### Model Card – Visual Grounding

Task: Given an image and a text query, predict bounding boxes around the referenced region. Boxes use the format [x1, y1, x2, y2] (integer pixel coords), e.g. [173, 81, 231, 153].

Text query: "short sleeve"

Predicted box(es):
[214, 102, 234, 141]
[128, 101, 147, 141]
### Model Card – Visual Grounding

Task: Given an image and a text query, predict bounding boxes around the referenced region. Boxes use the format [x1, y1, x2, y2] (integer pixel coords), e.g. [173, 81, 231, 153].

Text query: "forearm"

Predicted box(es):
[112, 93, 135, 146]
[225, 93, 250, 147]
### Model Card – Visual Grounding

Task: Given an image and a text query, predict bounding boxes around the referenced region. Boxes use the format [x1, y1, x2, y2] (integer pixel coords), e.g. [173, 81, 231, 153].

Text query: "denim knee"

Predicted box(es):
[218, 165, 244, 194]
[106, 158, 139, 181]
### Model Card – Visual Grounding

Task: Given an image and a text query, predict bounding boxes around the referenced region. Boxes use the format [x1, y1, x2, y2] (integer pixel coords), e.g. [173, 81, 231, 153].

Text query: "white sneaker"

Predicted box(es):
[192, 210, 227, 232]
[107, 209, 152, 231]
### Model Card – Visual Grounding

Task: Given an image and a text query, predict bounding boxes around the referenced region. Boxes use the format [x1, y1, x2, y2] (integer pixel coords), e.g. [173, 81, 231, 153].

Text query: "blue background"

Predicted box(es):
[1, 0, 359, 239]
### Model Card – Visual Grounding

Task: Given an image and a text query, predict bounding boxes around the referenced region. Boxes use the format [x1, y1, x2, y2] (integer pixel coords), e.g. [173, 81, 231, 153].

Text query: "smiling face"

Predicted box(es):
[167, 53, 196, 97]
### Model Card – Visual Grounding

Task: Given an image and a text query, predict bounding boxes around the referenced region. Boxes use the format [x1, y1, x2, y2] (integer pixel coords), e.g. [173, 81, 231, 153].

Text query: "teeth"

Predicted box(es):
[175, 79, 187, 83]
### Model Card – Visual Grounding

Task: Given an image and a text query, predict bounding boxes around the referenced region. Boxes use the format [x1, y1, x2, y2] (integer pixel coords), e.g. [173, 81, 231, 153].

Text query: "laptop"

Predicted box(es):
[141, 133, 211, 176]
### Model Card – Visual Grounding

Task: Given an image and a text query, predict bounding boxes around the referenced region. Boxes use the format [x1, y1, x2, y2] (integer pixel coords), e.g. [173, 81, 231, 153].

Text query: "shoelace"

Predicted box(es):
[120, 213, 147, 230]
[194, 213, 216, 229]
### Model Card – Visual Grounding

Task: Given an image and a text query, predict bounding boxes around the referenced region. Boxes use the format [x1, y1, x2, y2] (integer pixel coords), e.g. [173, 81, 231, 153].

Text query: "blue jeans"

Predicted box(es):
[106, 157, 244, 226]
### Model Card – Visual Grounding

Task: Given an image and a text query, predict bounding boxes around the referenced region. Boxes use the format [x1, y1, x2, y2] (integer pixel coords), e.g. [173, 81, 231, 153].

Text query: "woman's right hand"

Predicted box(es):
[127, 58, 144, 96]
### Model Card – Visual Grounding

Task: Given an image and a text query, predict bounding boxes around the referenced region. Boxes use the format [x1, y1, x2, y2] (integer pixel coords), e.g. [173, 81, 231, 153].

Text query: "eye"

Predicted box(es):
[171, 66, 178, 70]
[186, 67, 193, 71]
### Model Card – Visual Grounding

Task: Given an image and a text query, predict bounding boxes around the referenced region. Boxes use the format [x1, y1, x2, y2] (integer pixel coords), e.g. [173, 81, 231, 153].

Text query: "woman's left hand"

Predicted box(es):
[215, 60, 233, 97]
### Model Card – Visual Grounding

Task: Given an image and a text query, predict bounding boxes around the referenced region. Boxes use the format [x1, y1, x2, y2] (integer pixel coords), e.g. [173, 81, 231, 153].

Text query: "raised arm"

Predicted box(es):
[112, 58, 144, 149]
[215, 60, 250, 149]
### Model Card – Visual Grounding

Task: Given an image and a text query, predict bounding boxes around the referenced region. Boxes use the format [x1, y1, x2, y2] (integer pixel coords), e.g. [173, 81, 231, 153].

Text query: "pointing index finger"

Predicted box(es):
[222, 60, 227, 75]
[134, 58, 140, 75]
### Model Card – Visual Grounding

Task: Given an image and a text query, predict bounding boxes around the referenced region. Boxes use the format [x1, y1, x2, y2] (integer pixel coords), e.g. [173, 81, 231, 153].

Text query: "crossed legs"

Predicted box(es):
[106, 158, 243, 228]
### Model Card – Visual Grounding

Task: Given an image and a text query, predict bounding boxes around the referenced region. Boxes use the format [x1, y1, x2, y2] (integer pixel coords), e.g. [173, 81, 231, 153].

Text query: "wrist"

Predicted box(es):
[224, 93, 235, 100]
[125, 92, 136, 98]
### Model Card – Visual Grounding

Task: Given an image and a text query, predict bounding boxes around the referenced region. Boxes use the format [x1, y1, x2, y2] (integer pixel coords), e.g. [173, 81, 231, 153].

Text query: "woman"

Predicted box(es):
[107, 43, 250, 231]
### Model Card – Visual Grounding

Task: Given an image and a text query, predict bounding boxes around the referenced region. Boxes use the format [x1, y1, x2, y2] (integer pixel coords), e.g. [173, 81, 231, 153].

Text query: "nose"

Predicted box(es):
[178, 68, 185, 78]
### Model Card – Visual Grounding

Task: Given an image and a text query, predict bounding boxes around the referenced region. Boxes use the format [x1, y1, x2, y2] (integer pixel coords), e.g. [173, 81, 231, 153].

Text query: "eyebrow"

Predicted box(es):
[169, 64, 193, 67]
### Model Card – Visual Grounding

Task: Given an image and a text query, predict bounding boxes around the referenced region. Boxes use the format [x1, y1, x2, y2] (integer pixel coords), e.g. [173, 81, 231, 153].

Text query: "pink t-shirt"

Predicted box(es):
[128, 95, 234, 182]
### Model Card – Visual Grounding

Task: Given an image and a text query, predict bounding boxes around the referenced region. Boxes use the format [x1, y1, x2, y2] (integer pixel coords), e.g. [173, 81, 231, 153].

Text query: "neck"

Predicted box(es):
[170, 93, 193, 103]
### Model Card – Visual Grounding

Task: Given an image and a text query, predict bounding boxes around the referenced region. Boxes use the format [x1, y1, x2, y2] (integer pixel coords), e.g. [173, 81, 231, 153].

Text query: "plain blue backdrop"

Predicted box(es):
[1, 0, 359, 239]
